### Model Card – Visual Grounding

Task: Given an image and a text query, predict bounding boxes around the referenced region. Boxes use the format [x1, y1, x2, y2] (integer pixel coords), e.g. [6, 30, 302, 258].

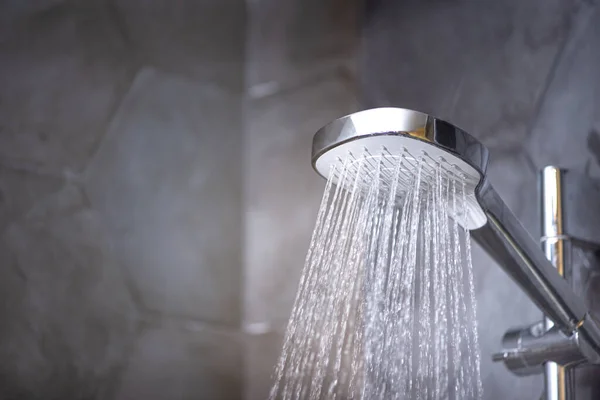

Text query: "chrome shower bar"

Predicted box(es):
[540, 167, 574, 400]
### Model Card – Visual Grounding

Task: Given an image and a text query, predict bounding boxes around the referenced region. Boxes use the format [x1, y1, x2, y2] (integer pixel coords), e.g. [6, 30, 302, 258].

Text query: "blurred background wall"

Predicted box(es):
[0, 0, 599, 399]
[0, 0, 355, 399]
[363, 1, 600, 398]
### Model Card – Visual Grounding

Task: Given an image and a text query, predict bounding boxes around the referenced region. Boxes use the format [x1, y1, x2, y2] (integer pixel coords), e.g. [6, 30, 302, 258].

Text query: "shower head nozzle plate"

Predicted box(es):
[311, 108, 490, 230]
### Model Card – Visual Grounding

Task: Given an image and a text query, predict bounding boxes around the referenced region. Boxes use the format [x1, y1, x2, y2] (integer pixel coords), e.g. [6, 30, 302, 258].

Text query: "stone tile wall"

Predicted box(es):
[363, 1, 600, 398]
[2, 0, 599, 399]
[0, 1, 355, 399]
[0, 1, 246, 399]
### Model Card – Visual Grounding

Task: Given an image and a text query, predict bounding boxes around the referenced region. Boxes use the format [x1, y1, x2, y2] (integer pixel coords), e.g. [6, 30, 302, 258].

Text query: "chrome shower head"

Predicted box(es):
[311, 108, 600, 363]
[311, 107, 489, 230]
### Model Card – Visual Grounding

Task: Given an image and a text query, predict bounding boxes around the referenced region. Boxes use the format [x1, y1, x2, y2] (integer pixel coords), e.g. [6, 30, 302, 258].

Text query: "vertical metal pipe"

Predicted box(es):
[540, 166, 574, 400]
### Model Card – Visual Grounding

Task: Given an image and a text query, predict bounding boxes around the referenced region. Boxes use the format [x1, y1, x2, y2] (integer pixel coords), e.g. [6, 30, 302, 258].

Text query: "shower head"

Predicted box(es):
[311, 107, 489, 230]
[311, 107, 600, 363]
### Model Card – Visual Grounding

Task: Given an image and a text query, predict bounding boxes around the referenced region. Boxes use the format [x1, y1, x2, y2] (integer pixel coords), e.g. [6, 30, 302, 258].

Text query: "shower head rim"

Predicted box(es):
[311, 107, 489, 181]
[311, 107, 491, 230]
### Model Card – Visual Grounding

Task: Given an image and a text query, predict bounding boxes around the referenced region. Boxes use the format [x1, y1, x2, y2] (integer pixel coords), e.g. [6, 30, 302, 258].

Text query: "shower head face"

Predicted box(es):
[311, 108, 489, 230]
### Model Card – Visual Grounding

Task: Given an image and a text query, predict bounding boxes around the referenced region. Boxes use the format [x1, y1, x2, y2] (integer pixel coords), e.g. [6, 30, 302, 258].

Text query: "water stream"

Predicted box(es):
[270, 150, 483, 400]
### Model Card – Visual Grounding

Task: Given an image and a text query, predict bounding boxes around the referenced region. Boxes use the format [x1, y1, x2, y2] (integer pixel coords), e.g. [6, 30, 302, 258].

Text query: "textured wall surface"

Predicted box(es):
[363, 0, 600, 399]
[2, 0, 599, 399]
[0, 0, 245, 399]
[243, 1, 357, 398]
[0, 0, 355, 399]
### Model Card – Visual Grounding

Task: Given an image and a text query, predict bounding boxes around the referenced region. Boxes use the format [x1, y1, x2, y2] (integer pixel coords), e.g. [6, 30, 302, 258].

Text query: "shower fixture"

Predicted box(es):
[311, 107, 600, 400]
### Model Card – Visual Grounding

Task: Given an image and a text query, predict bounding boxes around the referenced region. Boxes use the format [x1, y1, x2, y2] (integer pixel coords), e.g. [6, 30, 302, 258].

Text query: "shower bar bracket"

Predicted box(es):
[493, 167, 600, 400]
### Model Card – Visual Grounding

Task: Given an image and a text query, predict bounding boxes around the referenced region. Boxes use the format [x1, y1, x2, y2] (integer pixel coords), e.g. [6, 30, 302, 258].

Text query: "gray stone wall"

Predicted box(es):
[243, 1, 358, 397]
[2, 0, 599, 399]
[363, 1, 600, 399]
[0, 1, 246, 399]
[0, 0, 356, 399]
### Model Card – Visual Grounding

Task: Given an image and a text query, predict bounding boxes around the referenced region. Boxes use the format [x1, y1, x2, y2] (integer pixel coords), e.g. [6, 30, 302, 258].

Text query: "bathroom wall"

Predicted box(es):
[243, 1, 358, 398]
[362, 0, 600, 399]
[0, 0, 356, 399]
[1, 0, 599, 399]
[0, 1, 246, 399]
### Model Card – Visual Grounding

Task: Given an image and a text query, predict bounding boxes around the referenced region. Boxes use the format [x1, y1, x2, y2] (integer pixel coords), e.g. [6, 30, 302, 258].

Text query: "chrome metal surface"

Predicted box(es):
[541, 166, 573, 400]
[471, 183, 584, 333]
[311, 107, 489, 178]
[311, 107, 600, 366]
[492, 322, 588, 377]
